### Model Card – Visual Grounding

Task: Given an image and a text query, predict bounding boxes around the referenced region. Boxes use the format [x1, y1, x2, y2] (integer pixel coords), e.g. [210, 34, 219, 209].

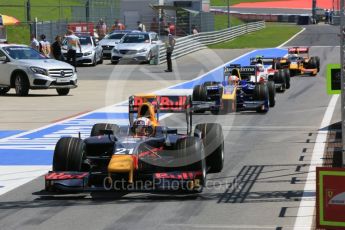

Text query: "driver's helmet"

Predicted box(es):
[132, 117, 154, 137]
[228, 75, 239, 84]
[289, 54, 298, 59]
[256, 63, 264, 72]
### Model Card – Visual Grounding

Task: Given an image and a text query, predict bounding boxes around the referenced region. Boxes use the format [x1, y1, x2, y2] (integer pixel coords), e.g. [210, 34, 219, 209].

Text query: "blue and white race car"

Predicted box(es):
[192, 64, 275, 114]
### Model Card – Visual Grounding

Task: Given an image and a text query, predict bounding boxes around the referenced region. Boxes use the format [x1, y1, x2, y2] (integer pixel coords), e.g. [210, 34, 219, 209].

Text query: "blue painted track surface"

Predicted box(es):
[0, 131, 24, 139]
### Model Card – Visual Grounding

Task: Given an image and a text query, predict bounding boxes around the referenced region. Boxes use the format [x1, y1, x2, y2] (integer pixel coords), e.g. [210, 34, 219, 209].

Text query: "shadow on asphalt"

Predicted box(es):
[217, 164, 313, 204]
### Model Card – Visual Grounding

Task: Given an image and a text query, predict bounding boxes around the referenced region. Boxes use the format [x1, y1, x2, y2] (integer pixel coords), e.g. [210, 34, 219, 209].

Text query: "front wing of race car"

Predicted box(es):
[192, 82, 237, 113]
[45, 170, 204, 192]
[300, 67, 318, 76]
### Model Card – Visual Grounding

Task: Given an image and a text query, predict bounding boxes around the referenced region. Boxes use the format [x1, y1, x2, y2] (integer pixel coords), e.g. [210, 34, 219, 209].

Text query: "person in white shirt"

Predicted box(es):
[164, 30, 176, 72]
[39, 34, 51, 57]
[30, 34, 39, 51]
[65, 30, 82, 71]
[137, 21, 146, 32]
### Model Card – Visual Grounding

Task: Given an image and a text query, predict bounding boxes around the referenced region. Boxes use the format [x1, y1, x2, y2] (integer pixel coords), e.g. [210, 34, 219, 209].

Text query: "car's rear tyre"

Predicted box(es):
[273, 70, 286, 92]
[267, 81, 276, 107]
[192, 85, 207, 101]
[14, 73, 29, 96]
[0, 87, 10, 95]
[176, 137, 206, 193]
[53, 137, 85, 171]
[192, 85, 207, 113]
[284, 69, 291, 89]
[56, 88, 70, 96]
[254, 84, 269, 113]
[90, 123, 120, 136]
[194, 123, 224, 173]
[309, 57, 318, 76]
[309, 57, 317, 68]
[315, 56, 320, 72]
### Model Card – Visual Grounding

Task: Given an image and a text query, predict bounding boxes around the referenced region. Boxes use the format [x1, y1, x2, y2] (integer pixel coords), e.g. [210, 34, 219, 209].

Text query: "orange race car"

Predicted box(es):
[279, 47, 320, 76]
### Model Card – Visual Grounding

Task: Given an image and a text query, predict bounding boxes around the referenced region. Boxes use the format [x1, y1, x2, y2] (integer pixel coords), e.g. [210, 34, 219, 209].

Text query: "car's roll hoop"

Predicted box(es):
[129, 95, 193, 134]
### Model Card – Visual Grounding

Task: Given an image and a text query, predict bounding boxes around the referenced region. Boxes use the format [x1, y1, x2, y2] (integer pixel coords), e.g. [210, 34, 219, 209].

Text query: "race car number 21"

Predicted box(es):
[114, 148, 134, 155]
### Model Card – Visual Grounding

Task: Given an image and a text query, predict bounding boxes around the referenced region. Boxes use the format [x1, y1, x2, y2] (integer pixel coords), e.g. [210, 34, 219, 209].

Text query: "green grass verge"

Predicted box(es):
[208, 23, 302, 49]
[211, 0, 283, 6]
[0, 0, 82, 44]
[215, 14, 244, 30]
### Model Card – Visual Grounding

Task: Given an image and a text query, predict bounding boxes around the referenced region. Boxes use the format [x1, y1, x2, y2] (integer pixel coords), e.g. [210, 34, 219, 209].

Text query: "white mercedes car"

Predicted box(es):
[99, 30, 132, 59]
[0, 44, 77, 96]
[111, 32, 161, 64]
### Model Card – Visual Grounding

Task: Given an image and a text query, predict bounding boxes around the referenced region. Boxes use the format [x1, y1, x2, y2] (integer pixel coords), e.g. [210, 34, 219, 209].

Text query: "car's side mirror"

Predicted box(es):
[0, 56, 8, 63]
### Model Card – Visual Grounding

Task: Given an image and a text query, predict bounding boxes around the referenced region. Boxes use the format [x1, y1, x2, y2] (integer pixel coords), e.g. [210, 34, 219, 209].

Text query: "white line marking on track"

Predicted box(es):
[278, 27, 306, 48]
[293, 94, 339, 230]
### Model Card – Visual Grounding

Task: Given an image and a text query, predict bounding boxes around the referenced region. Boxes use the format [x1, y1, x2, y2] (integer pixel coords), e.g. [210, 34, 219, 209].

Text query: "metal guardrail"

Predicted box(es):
[157, 21, 265, 64]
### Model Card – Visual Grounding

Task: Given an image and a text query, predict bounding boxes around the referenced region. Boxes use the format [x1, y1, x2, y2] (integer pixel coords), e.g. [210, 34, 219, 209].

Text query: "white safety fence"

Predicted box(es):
[157, 21, 265, 64]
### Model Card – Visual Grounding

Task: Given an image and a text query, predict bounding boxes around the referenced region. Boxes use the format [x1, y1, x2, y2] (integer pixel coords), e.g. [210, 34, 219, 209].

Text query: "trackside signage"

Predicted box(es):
[317, 167, 345, 229]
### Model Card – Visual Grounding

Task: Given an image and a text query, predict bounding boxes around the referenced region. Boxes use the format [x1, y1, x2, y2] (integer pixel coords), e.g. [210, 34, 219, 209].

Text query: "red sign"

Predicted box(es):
[67, 22, 94, 36]
[317, 167, 345, 229]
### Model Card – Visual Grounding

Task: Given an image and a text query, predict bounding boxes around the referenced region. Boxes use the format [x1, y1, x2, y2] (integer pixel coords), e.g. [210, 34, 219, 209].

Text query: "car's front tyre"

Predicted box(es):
[14, 73, 29, 96]
[56, 88, 70, 96]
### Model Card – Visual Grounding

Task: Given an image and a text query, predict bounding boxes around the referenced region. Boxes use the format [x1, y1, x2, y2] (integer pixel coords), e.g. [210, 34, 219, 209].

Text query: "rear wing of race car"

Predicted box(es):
[128, 95, 193, 134]
[223, 64, 257, 81]
[250, 57, 283, 69]
[288, 47, 309, 54]
[250, 56, 278, 65]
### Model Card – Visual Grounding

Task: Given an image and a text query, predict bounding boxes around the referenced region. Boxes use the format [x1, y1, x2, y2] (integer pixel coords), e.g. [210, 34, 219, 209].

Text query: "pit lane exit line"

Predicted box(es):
[293, 94, 339, 230]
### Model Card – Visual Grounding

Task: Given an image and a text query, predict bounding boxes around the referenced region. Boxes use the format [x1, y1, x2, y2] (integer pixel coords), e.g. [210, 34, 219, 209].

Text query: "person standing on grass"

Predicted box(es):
[65, 30, 82, 71]
[51, 35, 64, 61]
[164, 29, 176, 73]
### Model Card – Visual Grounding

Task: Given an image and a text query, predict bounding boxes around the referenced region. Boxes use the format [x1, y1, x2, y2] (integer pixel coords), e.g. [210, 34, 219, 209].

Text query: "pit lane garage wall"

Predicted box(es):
[0, 48, 287, 195]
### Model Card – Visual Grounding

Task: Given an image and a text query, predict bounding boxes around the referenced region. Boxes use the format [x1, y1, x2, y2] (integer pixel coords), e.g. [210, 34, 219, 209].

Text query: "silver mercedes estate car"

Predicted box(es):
[0, 44, 77, 96]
